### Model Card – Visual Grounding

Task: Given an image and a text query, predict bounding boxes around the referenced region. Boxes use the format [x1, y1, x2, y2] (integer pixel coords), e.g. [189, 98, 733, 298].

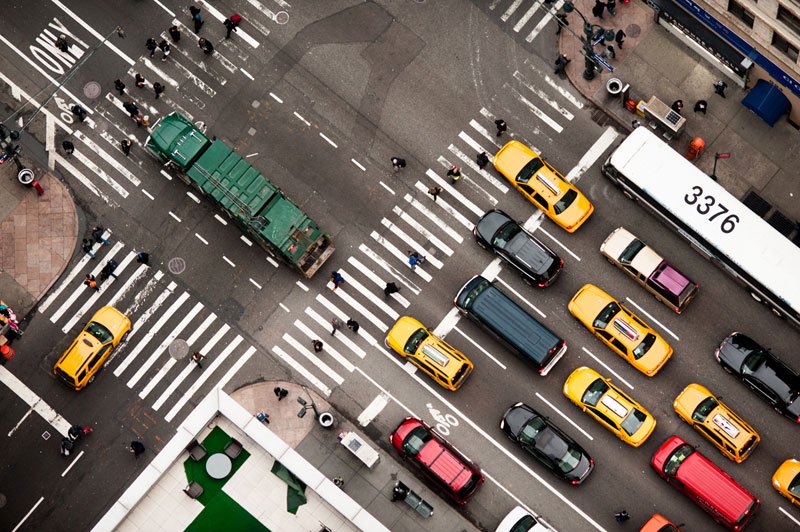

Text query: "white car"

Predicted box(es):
[495, 506, 549, 532]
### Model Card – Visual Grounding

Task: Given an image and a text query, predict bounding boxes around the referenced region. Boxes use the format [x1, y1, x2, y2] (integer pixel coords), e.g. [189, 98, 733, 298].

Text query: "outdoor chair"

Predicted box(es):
[186, 439, 208, 462]
[183, 481, 204, 499]
[223, 438, 243, 460]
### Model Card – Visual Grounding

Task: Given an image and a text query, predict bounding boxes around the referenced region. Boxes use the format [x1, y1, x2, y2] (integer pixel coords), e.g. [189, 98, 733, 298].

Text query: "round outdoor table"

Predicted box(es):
[206, 453, 232, 479]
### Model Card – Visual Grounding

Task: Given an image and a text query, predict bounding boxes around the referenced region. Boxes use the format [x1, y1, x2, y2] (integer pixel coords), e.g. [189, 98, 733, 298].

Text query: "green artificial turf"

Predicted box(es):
[184, 491, 269, 532]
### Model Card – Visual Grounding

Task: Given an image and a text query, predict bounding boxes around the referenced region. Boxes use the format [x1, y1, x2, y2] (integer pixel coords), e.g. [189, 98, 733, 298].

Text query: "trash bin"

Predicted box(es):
[606, 78, 623, 96]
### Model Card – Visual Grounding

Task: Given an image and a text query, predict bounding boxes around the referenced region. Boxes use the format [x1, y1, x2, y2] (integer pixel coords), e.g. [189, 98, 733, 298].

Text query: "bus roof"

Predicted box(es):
[609, 127, 800, 312]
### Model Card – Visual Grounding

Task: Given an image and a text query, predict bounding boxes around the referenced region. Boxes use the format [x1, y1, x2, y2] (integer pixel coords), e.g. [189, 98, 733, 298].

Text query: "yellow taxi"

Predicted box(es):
[567, 284, 672, 376]
[772, 459, 800, 507]
[563, 366, 656, 447]
[53, 306, 131, 390]
[385, 316, 473, 391]
[493, 140, 593, 232]
[673, 383, 759, 463]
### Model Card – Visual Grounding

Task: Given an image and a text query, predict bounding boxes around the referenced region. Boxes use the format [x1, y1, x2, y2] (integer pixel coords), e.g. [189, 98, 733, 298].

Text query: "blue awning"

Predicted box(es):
[742, 79, 791, 127]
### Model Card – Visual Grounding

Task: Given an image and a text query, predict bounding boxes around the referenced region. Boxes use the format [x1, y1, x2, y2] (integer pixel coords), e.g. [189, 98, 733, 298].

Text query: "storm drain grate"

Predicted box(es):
[168, 257, 186, 274]
[742, 191, 771, 217]
[767, 210, 796, 237]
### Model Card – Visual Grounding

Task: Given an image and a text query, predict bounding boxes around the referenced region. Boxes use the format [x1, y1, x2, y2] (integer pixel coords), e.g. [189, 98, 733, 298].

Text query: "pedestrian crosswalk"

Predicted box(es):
[491, 0, 565, 44]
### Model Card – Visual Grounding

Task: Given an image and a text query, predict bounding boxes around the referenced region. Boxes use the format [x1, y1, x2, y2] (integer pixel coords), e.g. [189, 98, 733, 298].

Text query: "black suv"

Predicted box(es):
[716, 332, 800, 423]
[500, 402, 594, 484]
[474, 210, 563, 287]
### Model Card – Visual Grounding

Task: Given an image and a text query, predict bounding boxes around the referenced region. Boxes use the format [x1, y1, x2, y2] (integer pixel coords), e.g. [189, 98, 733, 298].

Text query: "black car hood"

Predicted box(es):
[506, 234, 552, 274]
[503, 405, 537, 438]
[718, 333, 753, 372]
[475, 210, 509, 243]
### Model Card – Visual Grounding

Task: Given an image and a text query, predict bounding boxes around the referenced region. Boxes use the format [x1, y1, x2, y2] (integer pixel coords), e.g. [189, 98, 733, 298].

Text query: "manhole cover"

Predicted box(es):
[168, 257, 186, 274]
[169, 339, 190, 360]
[625, 24, 642, 38]
[84, 81, 102, 99]
[274, 11, 289, 24]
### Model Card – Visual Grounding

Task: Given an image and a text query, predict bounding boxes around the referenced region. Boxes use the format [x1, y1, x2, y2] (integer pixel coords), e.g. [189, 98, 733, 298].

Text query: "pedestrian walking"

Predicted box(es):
[694, 100, 708, 114]
[391, 157, 406, 173]
[62, 140, 75, 156]
[495, 118, 507, 137]
[61, 437, 74, 456]
[312, 339, 324, 352]
[614, 510, 630, 523]
[346, 319, 360, 334]
[223, 14, 241, 39]
[123, 101, 139, 119]
[71, 104, 87, 123]
[191, 351, 204, 368]
[606, 0, 617, 16]
[134, 73, 146, 88]
[169, 25, 181, 42]
[555, 53, 571, 75]
[427, 186, 443, 202]
[330, 270, 345, 290]
[84, 274, 99, 291]
[273, 386, 289, 400]
[331, 317, 343, 336]
[591, 0, 605, 19]
[100, 259, 118, 281]
[55, 34, 70, 53]
[146, 37, 158, 57]
[113, 79, 126, 96]
[91, 225, 109, 245]
[615, 29, 626, 48]
[671, 99, 684, 113]
[447, 164, 461, 183]
[198, 37, 214, 55]
[130, 440, 146, 458]
[714, 80, 728, 98]
[81, 238, 95, 258]
[158, 40, 171, 62]
[136, 251, 150, 265]
[68, 424, 84, 441]
[555, 12, 569, 34]
[153, 82, 165, 99]
[190, 6, 204, 33]
[332, 476, 345, 488]
[383, 281, 400, 299]
[408, 250, 426, 269]
[605, 45, 616, 59]
[477, 151, 490, 170]
[121, 138, 132, 156]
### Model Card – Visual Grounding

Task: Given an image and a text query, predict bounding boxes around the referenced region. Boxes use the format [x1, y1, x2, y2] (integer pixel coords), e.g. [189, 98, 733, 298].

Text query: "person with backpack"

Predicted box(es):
[223, 14, 242, 39]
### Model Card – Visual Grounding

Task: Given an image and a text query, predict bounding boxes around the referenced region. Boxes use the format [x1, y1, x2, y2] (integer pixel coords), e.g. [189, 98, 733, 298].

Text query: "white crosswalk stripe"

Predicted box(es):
[412, 182, 474, 231]
[346, 256, 410, 307]
[358, 244, 422, 295]
[283, 333, 343, 384]
[404, 194, 464, 243]
[304, 307, 367, 359]
[315, 294, 380, 347]
[391, 206, 454, 257]
[371, 229, 433, 282]
[271, 345, 332, 397]
[425, 168, 484, 219]
[380, 218, 444, 270]
[293, 320, 355, 372]
[336, 267, 399, 319]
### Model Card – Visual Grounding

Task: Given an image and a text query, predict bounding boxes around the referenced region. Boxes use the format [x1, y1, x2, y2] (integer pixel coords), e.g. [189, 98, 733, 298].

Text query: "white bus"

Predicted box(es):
[601, 127, 800, 326]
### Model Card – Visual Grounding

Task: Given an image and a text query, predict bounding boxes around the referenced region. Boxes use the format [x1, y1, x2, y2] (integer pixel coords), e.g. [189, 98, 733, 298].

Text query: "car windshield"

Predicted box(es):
[554, 188, 578, 215]
[789, 472, 800, 497]
[593, 302, 621, 329]
[404, 328, 429, 355]
[85, 321, 113, 343]
[742, 350, 767, 375]
[556, 447, 583, 474]
[515, 157, 544, 184]
[492, 222, 522, 250]
[692, 396, 718, 422]
[518, 416, 546, 445]
[620, 408, 647, 436]
[619, 239, 645, 265]
[632, 333, 657, 360]
[509, 515, 538, 532]
[663, 443, 694, 477]
[402, 426, 431, 457]
[582, 378, 608, 406]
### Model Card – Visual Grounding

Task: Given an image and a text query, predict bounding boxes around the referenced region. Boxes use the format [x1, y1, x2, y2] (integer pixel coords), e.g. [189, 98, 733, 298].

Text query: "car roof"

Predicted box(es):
[417, 436, 476, 493]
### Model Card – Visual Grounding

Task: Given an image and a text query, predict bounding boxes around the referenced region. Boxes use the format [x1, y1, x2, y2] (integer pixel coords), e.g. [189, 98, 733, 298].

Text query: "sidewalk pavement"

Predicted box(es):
[559, 0, 800, 224]
[0, 160, 77, 316]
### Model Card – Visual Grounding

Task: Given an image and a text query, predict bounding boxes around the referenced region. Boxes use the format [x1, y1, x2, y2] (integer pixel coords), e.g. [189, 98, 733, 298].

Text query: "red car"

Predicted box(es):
[390, 417, 484, 505]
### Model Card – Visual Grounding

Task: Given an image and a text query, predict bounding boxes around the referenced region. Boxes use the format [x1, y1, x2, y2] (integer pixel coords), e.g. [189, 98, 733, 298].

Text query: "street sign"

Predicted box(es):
[591, 52, 615, 72]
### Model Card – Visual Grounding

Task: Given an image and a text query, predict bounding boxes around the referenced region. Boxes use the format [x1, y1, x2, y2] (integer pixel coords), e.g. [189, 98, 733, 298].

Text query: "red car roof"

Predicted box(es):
[417, 439, 473, 492]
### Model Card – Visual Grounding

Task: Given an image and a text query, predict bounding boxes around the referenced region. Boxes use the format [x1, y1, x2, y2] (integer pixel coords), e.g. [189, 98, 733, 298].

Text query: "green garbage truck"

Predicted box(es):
[145, 112, 334, 278]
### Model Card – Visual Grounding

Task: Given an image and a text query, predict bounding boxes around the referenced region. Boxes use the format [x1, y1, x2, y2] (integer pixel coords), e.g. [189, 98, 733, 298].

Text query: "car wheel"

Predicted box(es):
[88, 374, 95, 385]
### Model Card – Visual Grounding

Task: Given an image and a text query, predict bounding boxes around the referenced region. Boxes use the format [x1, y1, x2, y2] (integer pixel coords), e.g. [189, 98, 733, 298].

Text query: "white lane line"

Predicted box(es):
[371, 230, 433, 282]
[351, 159, 366, 171]
[513, 70, 574, 120]
[195, 233, 209, 245]
[449, 326, 507, 369]
[404, 194, 464, 243]
[539, 71, 584, 109]
[165, 335, 245, 422]
[61, 450, 85, 477]
[54, 154, 112, 203]
[525, 1, 563, 43]
[319, 132, 338, 148]
[169, 212, 182, 222]
[240, 68, 254, 80]
[266, 256, 280, 268]
[113, 291, 189, 377]
[565, 127, 619, 183]
[0, 366, 70, 437]
[359, 244, 421, 296]
[142, 189, 154, 200]
[347, 256, 410, 307]
[215, 346, 256, 391]
[240, 235, 253, 247]
[271, 345, 331, 397]
[315, 294, 379, 347]
[501, 0, 524, 21]
[107, 263, 149, 308]
[46, 113, 56, 170]
[294, 112, 310, 126]
[413, 182, 474, 231]
[358, 393, 390, 427]
[160, 169, 173, 181]
[535, 392, 594, 440]
[535, 226, 582, 262]
[582, 346, 634, 390]
[380, 218, 445, 269]
[152, 323, 229, 412]
[73, 131, 141, 186]
[508, 85, 563, 133]
[71, 149, 129, 197]
[449, 141, 509, 192]
[270, 92, 283, 103]
[305, 307, 366, 359]
[317, 283, 388, 331]
[223, 256, 236, 267]
[337, 267, 399, 320]
[778, 507, 800, 527]
[49, 242, 124, 324]
[379, 181, 395, 195]
[494, 277, 547, 319]
[513, 2, 539, 32]
[128, 301, 204, 389]
[279, 303, 290, 312]
[187, 191, 201, 203]
[249, 278, 262, 289]
[392, 206, 454, 257]
[293, 320, 355, 372]
[425, 168, 484, 218]
[284, 333, 344, 385]
[401, 361, 418, 375]
[11, 496, 45, 532]
[214, 214, 227, 225]
[624, 298, 680, 341]
[51, 1, 134, 65]
[437, 154, 498, 205]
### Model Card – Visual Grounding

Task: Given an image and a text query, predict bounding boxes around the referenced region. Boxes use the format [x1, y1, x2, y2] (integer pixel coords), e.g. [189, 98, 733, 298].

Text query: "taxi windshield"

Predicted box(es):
[620, 408, 647, 436]
[404, 328, 429, 355]
[554, 188, 577, 214]
[86, 322, 113, 344]
[594, 302, 621, 329]
[692, 396, 718, 422]
[582, 378, 608, 407]
[515, 157, 544, 184]
[632, 333, 657, 360]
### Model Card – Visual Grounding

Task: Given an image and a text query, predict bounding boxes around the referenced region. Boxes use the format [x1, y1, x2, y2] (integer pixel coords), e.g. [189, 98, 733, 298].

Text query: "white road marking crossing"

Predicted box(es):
[358, 244, 421, 295]
[404, 194, 464, 243]
[293, 320, 355, 372]
[535, 392, 594, 440]
[438, 155, 498, 205]
[413, 182, 474, 231]
[392, 206, 454, 256]
[525, 1, 563, 43]
[449, 326, 507, 369]
[337, 267, 399, 319]
[380, 218, 444, 270]
[271, 345, 331, 397]
[73, 131, 141, 186]
[513, 2, 540, 32]
[346, 256, 410, 307]
[582, 346, 634, 390]
[318, 281, 388, 331]
[501, 0, 524, 21]
[200, 1, 261, 48]
[283, 333, 343, 384]
[371, 230, 433, 282]
[0, 366, 70, 437]
[70, 150, 129, 198]
[508, 84, 563, 133]
[305, 307, 367, 359]
[564, 127, 618, 183]
[467, 119, 503, 149]
[425, 168, 484, 218]
[38, 236, 110, 313]
[624, 298, 680, 341]
[513, 70, 574, 120]
[315, 294, 379, 346]
[494, 277, 547, 318]
[54, 154, 113, 203]
[448, 143, 509, 193]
